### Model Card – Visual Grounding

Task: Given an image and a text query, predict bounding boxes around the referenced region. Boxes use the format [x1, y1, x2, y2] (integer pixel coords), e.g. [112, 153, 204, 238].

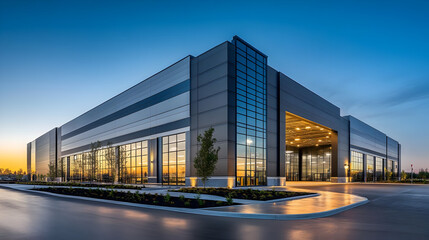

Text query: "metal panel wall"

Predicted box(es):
[346, 115, 387, 157]
[190, 41, 235, 180]
[277, 72, 349, 179]
[34, 128, 57, 176]
[60, 57, 191, 155]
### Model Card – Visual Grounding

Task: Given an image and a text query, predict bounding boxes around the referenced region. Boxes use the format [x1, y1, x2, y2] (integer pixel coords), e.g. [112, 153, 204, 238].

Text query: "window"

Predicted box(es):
[234, 37, 267, 186]
[351, 151, 364, 182]
[366, 155, 374, 182]
[375, 157, 383, 181]
[162, 133, 186, 185]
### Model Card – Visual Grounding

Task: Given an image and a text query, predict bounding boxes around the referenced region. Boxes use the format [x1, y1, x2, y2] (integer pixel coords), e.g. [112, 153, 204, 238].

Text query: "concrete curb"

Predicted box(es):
[0, 184, 368, 220]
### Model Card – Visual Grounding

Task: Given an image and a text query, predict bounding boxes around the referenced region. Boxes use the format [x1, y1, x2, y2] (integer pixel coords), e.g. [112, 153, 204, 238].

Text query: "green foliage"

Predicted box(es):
[20, 181, 142, 189]
[164, 193, 171, 203]
[34, 187, 233, 208]
[225, 193, 234, 205]
[47, 161, 56, 181]
[401, 170, 407, 181]
[193, 127, 220, 188]
[386, 171, 393, 181]
[172, 187, 311, 201]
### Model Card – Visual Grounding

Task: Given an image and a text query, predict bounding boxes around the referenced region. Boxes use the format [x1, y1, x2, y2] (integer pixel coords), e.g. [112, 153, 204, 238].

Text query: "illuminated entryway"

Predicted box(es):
[285, 112, 335, 181]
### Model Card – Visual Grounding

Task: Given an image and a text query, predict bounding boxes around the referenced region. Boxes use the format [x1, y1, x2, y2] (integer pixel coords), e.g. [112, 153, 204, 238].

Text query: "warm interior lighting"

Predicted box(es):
[285, 112, 335, 148]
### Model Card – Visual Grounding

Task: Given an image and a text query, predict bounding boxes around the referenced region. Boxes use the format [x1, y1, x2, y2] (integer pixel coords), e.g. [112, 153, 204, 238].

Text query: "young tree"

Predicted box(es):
[104, 142, 117, 183]
[193, 127, 220, 188]
[386, 170, 393, 181]
[0, 168, 4, 175]
[118, 145, 128, 183]
[48, 161, 56, 181]
[88, 141, 102, 181]
[400, 170, 407, 181]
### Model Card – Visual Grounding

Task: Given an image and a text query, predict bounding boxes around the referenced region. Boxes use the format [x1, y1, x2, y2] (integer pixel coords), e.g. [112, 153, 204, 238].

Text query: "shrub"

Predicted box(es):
[226, 193, 234, 205]
[164, 193, 171, 203]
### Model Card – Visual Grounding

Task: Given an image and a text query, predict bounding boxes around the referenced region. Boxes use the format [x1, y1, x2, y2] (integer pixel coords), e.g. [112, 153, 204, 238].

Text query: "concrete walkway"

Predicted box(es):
[1, 184, 368, 220]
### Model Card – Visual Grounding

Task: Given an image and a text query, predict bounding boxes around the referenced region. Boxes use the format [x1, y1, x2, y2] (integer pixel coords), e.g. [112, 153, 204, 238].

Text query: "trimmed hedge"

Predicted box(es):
[34, 187, 237, 208]
[21, 181, 142, 190]
[172, 188, 312, 201]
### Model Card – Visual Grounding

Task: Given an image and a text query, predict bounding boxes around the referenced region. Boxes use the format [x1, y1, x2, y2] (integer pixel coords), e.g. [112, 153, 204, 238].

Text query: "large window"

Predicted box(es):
[366, 155, 374, 182]
[68, 140, 149, 184]
[285, 149, 299, 181]
[351, 151, 364, 182]
[162, 133, 186, 185]
[301, 146, 331, 181]
[234, 37, 267, 186]
[375, 157, 383, 181]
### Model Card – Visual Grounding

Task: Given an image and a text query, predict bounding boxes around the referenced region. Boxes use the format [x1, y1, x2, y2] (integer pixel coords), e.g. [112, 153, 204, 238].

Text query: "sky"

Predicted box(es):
[1, 0, 428, 172]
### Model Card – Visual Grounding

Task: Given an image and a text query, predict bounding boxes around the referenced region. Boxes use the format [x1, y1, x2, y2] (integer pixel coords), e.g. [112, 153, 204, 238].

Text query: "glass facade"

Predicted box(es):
[375, 157, 383, 181]
[285, 148, 299, 181]
[234, 37, 267, 186]
[162, 133, 186, 185]
[351, 151, 364, 182]
[301, 146, 331, 181]
[366, 155, 374, 182]
[68, 140, 149, 184]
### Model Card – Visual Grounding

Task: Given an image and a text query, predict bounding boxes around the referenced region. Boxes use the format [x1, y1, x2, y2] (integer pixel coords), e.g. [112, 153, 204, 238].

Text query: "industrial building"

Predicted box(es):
[27, 36, 401, 187]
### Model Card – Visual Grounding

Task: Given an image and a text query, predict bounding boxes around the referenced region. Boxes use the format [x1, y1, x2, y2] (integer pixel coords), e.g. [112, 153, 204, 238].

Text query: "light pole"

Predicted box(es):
[344, 163, 349, 183]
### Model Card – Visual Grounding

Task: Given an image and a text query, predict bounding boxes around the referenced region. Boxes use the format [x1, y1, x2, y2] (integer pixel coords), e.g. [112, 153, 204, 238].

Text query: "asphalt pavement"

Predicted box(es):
[1, 184, 428, 240]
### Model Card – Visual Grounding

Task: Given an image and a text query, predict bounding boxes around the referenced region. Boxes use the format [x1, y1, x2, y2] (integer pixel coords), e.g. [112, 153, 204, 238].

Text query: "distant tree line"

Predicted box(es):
[0, 168, 26, 180]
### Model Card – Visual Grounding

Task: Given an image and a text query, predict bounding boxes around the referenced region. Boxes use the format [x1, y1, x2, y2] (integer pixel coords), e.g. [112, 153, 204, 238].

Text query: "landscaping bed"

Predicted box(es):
[34, 187, 238, 208]
[171, 188, 313, 201]
[21, 181, 142, 190]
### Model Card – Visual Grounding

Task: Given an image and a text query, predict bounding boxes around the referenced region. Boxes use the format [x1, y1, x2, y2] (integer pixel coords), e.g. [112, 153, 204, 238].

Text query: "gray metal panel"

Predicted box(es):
[277, 71, 347, 179]
[26, 143, 31, 176]
[190, 41, 235, 177]
[387, 136, 399, 160]
[61, 57, 191, 135]
[59, 57, 191, 155]
[346, 115, 387, 157]
[266, 67, 279, 177]
[61, 93, 190, 152]
[35, 128, 57, 176]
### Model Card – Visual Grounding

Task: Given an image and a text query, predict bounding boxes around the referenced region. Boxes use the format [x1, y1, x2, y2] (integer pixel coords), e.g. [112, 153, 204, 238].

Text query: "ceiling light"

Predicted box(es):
[318, 139, 322, 142]
[316, 144, 319, 146]
[329, 132, 332, 135]
[295, 138, 300, 141]
[305, 126, 311, 129]
[296, 128, 300, 130]
[326, 136, 329, 138]
[297, 145, 300, 147]
[246, 139, 253, 144]
[320, 128, 324, 131]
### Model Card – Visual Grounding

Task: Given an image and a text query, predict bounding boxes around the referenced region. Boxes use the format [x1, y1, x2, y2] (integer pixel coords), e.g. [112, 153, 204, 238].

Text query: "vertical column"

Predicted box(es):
[363, 154, 367, 182]
[148, 139, 157, 183]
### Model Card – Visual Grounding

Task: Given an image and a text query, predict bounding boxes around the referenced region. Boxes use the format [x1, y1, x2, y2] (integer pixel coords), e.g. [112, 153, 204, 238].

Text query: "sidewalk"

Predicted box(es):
[1, 184, 368, 220]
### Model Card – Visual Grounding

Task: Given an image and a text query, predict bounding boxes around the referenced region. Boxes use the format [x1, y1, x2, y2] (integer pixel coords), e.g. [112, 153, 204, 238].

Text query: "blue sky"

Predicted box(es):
[1, 0, 428, 171]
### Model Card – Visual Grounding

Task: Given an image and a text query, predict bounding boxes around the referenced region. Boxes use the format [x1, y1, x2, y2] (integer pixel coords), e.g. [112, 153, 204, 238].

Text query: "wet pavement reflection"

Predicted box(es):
[208, 187, 367, 214]
[1, 184, 429, 240]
